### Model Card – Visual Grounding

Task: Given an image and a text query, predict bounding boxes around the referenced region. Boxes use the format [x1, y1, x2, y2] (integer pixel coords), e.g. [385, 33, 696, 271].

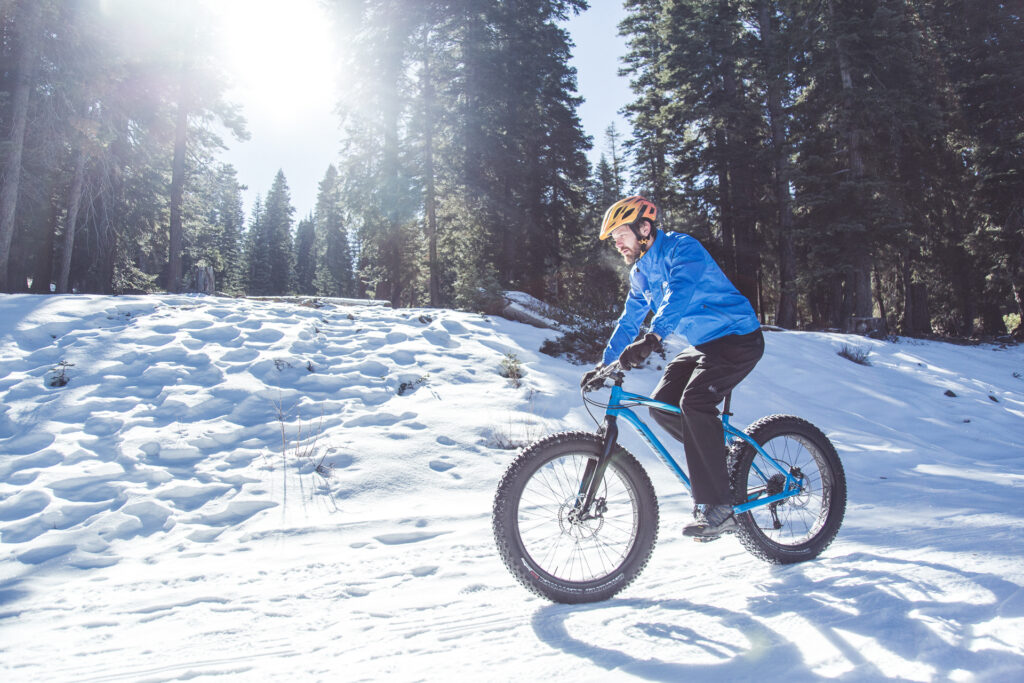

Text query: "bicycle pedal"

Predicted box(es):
[693, 535, 722, 544]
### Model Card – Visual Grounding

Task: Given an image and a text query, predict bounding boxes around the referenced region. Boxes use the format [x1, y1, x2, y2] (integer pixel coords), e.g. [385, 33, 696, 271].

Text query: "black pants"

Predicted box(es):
[649, 329, 764, 506]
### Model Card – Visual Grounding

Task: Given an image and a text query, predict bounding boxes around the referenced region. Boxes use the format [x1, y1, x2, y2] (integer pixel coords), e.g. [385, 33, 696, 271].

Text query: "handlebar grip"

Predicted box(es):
[582, 361, 626, 392]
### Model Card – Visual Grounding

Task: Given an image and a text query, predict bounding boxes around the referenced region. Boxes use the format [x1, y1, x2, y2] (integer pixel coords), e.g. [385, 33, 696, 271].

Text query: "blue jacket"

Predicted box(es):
[601, 230, 760, 365]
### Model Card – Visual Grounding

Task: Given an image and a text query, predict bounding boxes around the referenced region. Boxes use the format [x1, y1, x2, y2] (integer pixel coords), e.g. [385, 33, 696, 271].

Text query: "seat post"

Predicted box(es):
[722, 391, 733, 417]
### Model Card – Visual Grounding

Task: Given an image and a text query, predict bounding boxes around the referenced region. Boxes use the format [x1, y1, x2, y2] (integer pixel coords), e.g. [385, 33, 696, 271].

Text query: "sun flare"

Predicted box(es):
[215, 0, 342, 125]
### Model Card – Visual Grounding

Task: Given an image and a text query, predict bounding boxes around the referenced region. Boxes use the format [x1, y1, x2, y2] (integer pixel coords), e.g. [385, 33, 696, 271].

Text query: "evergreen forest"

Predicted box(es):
[1, 0, 1021, 346]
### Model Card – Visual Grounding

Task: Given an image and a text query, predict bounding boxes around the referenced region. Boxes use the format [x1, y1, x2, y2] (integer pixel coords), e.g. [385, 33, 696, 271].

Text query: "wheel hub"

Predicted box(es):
[560, 497, 604, 539]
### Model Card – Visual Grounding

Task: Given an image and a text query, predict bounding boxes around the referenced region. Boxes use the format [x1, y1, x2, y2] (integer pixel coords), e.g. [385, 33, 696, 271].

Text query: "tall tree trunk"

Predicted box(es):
[721, 64, 759, 310]
[0, 0, 43, 291]
[1010, 209, 1024, 334]
[606, 123, 624, 196]
[873, 269, 889, 335]
[421, 40, 440, 307]
[168, 98, 188, 293]
[759, 0, 797, 327]
[58, 147, 87, 293]
[380, 9, 408, 308]
[900, 246, 915, 335]
[831, 275, 845, 329]
[831, 0, 873, 325]
[732, 162, 760, 310]
[1010, 254, 1024, 339]
[30, 200, 59, 294]
[715, 129, 736, 276]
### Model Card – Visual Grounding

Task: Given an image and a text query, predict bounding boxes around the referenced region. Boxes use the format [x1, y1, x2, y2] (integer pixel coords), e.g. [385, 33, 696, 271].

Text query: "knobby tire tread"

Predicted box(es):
[492, 431, 658, 604]
[729, 415, 846, 565]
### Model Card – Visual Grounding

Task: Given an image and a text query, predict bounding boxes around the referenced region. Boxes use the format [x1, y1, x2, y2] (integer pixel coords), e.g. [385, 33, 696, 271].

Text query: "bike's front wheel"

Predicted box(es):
[492, 431, 658, 604]
[730, 415, 846, 564]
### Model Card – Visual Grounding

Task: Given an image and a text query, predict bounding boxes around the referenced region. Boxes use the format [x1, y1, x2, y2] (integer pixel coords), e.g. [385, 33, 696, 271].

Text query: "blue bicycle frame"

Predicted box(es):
[586, 381, 805, 516]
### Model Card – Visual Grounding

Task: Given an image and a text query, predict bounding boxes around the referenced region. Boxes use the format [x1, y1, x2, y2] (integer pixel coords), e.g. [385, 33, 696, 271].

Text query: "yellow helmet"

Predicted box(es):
[599, 195, 658, 240]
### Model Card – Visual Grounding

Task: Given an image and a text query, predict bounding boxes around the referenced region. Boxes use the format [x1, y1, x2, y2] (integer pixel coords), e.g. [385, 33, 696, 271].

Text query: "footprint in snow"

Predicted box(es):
[83, 416, 124, 437]
[391, 350, 416, 366]
[4, 496, 117, 544]
[156, 483, 234, 512]
[188, 325, 241, 344]
[187, 499, 278, 527]
[410, 566, 439, 577]
[121, 501, 174, 532]
[422, 327, 457, 349]
[48, 473, 122, 503]
[132, 334, 177, 347]
[221, 347, 260, 363]
[439, 319, 468, 335]
[349, 359, 389, 377]
[245, 328, 285, 344]
[372, 530, 450, 545]
[325, 452, 355, 469]
[17, 544, 76, 565]
[344, 411, 417, 428]
[0, 432, 56, 457]
[0, 489, 51, 521]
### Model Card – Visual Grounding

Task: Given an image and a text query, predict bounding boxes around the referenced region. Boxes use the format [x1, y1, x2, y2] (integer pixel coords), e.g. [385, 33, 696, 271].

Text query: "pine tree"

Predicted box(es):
[257, 171, 296, 295]
[930, 0, 1024, 335]
[604, 123, 626, 198]
[244, 195, 268, 295]
[756, 0, 798, 328]
[593, 155, 621, 212]
[622, 0, 767, 311]
[329, 1, 590, 309]
[214, 165, 246, 294]
[0, 0, 248, 295]
[0, 0, 44, 291]
[620, 0, 674, 209]
[185, 163, 246, 294]
[331, 0, 421, 306]
[294, 215, 316, 295]
[158, 0, 247, 293]
[312, 165, 354, 298]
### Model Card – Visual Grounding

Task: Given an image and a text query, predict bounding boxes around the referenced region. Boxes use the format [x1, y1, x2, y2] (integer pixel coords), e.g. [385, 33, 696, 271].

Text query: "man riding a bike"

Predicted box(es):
[581, 196, 765, 539]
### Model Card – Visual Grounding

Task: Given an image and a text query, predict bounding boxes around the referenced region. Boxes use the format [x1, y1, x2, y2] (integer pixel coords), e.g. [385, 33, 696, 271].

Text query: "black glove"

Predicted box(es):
[580, 364, 605, 390]
[618, 333, 662, 370]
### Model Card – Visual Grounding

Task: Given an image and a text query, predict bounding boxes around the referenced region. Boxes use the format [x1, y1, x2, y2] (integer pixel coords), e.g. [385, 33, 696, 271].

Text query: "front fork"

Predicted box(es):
[574, 416, 618, 520]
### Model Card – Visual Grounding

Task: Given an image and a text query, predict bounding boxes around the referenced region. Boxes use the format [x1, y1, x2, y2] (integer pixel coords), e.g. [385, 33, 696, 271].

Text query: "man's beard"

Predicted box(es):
[619, 246, 639, 265]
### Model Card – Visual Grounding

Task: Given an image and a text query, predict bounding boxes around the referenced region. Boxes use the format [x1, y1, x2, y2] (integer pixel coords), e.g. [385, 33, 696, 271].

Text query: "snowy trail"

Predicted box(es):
[2, 294, 1023, 681]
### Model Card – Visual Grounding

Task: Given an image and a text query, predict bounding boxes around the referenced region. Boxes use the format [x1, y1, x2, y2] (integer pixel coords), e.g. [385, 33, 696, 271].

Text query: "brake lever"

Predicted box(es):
[582, 361, 626, 393]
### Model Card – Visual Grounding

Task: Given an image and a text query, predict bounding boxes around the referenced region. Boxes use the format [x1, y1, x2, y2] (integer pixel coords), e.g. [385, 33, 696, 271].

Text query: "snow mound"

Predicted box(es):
[1, 293, 1023, 680]
[0, 295, 565, 569]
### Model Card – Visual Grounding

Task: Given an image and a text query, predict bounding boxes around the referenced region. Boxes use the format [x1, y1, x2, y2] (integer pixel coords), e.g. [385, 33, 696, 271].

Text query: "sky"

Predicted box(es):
[216, 1, 632, 220]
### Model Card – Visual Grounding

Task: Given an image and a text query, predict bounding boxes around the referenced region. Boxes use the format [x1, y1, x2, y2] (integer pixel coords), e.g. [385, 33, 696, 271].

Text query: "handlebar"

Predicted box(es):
[582, 361, 627, 392]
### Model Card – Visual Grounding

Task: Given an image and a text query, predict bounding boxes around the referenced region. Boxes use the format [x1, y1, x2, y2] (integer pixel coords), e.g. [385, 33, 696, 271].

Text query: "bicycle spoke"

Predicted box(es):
[517, 451, 639, 584]
[744, 434, 833, 546]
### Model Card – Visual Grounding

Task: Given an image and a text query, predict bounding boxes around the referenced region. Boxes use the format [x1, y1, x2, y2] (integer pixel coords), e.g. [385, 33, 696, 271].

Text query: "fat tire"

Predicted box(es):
[492, 431, 658, 604]
[730, 415, 846, 565]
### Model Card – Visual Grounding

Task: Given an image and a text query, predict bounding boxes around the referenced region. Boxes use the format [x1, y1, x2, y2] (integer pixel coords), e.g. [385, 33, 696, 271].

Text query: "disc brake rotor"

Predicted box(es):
[560, 497, 604, 539]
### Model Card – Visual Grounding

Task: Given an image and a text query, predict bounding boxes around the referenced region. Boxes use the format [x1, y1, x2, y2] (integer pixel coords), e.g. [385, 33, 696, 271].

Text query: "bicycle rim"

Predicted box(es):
[516, 453, 640, 583]
[744, 434, 832, 547]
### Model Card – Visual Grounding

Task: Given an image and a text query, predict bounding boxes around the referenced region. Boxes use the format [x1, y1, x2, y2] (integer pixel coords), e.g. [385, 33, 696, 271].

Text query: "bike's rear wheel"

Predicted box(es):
[492, 431, 658, 604]
[730, 415, 846, 564]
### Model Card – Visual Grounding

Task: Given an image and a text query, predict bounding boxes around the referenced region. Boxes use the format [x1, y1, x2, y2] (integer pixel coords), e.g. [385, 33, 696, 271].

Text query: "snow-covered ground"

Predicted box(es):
[1, 293, 1023, 681]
